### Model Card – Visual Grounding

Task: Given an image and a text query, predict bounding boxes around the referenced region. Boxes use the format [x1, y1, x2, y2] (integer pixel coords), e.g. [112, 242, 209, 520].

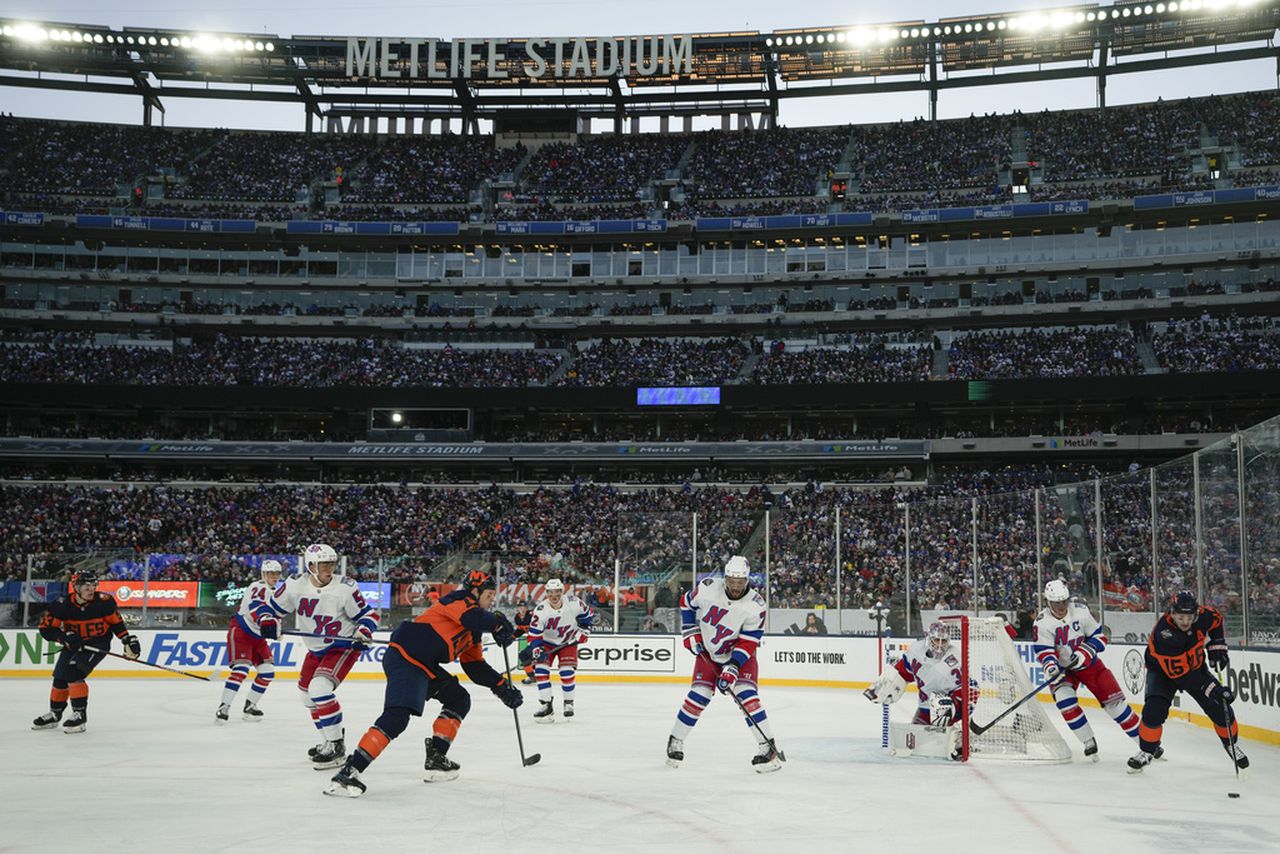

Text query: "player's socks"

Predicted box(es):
[423, 741, 461, 782]
[666, 735, 684, 768]
[62, 709, 86, 734]
[215, 704, 230, 725]
[32, 710, 63, 730]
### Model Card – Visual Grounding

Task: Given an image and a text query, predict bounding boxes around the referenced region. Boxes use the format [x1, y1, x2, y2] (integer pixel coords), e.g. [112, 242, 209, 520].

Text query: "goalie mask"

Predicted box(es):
[926, 621, 950, 657]
[723, 555, 751, 600]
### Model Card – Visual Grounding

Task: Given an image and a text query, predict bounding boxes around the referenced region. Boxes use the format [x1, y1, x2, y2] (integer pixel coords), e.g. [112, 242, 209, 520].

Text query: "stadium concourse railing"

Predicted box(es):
[1, 414, 1278, 645]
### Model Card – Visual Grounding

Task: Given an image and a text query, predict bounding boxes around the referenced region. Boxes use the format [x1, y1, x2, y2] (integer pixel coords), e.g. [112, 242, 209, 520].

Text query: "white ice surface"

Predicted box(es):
[3, 677, 1278, 854]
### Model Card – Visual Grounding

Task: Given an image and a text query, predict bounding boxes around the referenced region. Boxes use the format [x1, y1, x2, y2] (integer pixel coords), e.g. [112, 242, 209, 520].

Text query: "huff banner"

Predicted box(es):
[97, 581, 200, 608]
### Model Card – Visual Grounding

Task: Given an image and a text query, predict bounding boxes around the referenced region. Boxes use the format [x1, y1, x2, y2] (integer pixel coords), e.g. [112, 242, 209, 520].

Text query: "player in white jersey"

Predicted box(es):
[1032, 579, 1141, 761]
[865, 621, 978, 759]
[252, 543, 378, 769]
[666, 556, 782, 773]
[529, 578, 594, 723]
[215, 559, 282, 725]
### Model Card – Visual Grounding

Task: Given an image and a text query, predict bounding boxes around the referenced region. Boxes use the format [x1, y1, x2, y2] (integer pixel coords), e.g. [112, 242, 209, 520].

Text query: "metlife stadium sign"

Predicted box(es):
[345, 34, 693, 81]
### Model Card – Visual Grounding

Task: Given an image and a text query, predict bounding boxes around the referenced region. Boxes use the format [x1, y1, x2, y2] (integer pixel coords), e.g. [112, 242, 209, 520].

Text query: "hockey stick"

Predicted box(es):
[969, 675, 1055, 736]
[61, 644, 215, 682]
[500, 643, 541, 767]
[282, 629, 391, 646]
[729, 688, 787, 762]
[1213, 665, 1242, 780]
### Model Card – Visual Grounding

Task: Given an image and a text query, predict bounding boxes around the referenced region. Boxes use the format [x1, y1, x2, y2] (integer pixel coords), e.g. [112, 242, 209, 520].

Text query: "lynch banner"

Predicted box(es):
[346, 35, 693, 81]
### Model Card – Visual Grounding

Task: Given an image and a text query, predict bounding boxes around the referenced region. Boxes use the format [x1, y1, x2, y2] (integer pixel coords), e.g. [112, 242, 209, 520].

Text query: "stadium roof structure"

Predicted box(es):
[1, 0, 1277, 130]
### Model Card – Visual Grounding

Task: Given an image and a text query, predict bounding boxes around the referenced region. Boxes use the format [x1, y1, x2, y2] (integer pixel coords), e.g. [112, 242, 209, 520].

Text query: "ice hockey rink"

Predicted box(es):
[3, 677, 1277, 854]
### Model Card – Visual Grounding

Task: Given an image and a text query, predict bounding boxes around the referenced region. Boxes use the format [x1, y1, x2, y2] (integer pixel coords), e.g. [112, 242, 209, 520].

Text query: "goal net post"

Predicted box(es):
[938, 615, 1071, 763]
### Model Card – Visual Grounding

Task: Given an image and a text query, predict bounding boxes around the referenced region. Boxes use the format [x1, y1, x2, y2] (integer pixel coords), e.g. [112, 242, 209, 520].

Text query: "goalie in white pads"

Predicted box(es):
[252, 543, 379, 770]
[1033, 579, 1141, 761]
[864, 621, 977, 760]
[666, 556, 782, 773]
[529, 578, 594, 723]
[216, 559, 282, 724]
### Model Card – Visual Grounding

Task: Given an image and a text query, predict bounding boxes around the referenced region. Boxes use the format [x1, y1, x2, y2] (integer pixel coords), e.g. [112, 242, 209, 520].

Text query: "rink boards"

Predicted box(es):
[2, 628, 1278, 744]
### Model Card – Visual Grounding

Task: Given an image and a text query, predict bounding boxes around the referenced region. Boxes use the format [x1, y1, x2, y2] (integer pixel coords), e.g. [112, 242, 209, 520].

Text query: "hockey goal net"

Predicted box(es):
[939, 615, 1071, 762]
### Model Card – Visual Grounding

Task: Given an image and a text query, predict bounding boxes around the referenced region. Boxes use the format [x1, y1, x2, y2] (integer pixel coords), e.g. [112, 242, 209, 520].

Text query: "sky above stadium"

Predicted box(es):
[1, 0, 1274, 130]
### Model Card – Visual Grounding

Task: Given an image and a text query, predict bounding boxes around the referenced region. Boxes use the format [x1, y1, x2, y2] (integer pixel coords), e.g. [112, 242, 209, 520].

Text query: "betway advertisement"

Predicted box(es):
[98, 581, 200, 608]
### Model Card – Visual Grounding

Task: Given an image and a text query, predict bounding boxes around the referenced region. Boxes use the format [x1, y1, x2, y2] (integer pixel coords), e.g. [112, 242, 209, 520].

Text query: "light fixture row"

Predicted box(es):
[2, 24, 275, 52]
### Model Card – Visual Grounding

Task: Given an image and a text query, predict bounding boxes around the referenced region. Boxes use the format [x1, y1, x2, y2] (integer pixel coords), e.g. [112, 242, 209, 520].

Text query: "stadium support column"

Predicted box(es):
[609, 75, 626, 136]
[1236, 433, 1249, 643]
[1096, 34, 1110, 111]
[970, 497, 979, 613]
[1193, 451, 1205, 603]
[927, 37, 938, 122]
[1094, 478, 1104, 626]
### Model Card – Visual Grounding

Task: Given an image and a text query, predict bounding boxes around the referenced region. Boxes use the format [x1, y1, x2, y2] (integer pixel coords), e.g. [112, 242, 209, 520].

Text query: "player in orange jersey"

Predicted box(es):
[324, 570, 521, 797]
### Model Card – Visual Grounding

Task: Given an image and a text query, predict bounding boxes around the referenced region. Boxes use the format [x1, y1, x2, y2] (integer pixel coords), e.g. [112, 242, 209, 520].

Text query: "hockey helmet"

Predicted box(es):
[70, 570, 98, 588]
[1171, 590, 1198, 614]
[1044, 578, 1071, 603]
[545, 578, 565, 593]
[724, 555, 751, 579]
[261, 559, 283, 581]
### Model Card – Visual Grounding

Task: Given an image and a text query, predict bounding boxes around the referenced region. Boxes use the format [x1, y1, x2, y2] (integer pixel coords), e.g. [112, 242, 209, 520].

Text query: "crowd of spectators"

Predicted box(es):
[0, 337, 563, 388]
[853, 114, 1013, 194]
[169, 133, 371, 202]
[345, 138, 525, 204]
[750, 342, 932, 385]
[520, 135, 687, 203]
[554, 337, 750, 387]
[683, 126, 849, 199]
[1152, 314, 1280, 374]
[946, 327, 1141, 380]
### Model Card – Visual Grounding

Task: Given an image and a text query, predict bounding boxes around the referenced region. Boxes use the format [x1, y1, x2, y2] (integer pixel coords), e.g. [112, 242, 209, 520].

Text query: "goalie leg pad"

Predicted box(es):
[888, 721, 961, 760]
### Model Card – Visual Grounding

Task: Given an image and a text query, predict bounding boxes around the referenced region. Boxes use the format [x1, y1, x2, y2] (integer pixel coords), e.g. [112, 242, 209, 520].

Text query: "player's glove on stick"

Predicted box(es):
[716, 663, 740, 695]
[1207, 641, 1229, 671]
[123, 633, 142, 660]
[491, 678, 523, 709]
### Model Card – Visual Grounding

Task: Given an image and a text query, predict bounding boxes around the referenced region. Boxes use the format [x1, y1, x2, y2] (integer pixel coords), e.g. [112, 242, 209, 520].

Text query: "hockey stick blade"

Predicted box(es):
[523, 753, 542, 766]
[970, 675, 1055, 736]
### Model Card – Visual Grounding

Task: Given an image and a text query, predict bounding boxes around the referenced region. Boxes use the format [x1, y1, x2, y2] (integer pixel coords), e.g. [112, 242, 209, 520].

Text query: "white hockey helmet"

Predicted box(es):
[723, 555, 751, 579]
[261, 559, 283, 580]
[926, 621, 950, 656]
[304, 543, 339, 578]
[545, 578, 565, 594]
[1044, 578, 1071, 604]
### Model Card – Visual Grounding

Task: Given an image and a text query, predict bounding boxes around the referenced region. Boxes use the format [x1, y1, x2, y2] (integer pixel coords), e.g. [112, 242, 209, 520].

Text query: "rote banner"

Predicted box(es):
[98, 581, 199, 608]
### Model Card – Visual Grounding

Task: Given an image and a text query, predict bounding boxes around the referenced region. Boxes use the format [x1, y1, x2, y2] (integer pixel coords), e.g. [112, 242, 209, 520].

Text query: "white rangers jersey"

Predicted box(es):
[529, 593, 592, 649]
[1032, 602, 1106, 668]
[231, 580, 273, 638]
[893, 638, 964, 703]
[680, 577, 766, 665]
[255, 574, 378, 653]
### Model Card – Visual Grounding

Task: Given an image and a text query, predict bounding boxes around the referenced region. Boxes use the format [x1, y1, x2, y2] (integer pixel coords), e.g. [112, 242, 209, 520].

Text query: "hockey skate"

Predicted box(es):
[62, 710, 86, 734]
[521, 673, 536, 685]
[752, 744, 783, 774]
[32, 710, 63, 731]
[563, 699, 575, 719]
[307, 742, 324, 760]
[312, 737, 346, 770]
[242, 701, 264, 721]
[1127, 749, 1156, 773]
[1083, 738, 1099, 762]
[1226, 745, 1250, 771]
[324, 763, 367, 798]
[215, 704, 230, 725]
[533, 700, 555, 724]
[665, 735, 685, 768]
[423, 741, 461, 782]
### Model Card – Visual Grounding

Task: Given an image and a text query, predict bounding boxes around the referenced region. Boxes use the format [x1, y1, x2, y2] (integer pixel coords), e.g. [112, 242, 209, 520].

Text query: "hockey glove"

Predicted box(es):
[1066, 646, 1095, 672]
[257, 615, 279, 640]
[1041, 657, 1065, 685]
[352, 626, 374, 650]
[931, 695, 956, 727]
[60, 626, 82, 651]
[123, 633, 141, 660]
[576, 611, 593, 629]
[716, 663, 740, 695]
[681, 632, 704, 657]
[1207, 641, 1229, 671]
[529, 643, 548, 664]
[491, 678, 523, 710]
[491, 612, 516, 648]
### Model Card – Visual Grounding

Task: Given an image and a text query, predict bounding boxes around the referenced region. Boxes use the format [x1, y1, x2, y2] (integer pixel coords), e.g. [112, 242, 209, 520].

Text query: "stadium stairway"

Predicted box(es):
[539, 349, 576, 385]
[1135, 340, 1164, 374]
[734, 351, 761, 384]
[930, 348, 950, 378]
[672, 136, 698, 179]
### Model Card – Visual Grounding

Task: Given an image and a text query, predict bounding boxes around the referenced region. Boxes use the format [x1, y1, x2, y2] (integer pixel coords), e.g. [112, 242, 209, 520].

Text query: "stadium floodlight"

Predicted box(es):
[805, 33, 814, 43]
[93, 33, 103, 43]
[265, 42, 274, 51]
[836, 31, 847, 42]
[391, 412, 403, 424]
[1144, 3, 1154, 11]
[1156, 3, 1166, 10]
[764, 36, 773, 46]
[255, 41, 264, 50]
[15, 24, 49, 42]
